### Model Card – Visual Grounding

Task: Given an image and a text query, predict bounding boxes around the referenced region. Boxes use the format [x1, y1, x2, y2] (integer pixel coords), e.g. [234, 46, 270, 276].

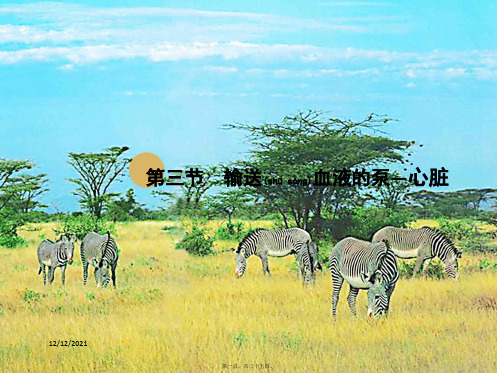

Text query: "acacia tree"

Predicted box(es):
[8, 174, 49, 214]
[208, 189, 251, 225]
[68, 146, 130, 218]
[225, 111, 413, 237]
[408, 188, 497, 218]
[366, 171, 411, 209]
[0, 158, 48, 244]
[153, 165, 219, 214]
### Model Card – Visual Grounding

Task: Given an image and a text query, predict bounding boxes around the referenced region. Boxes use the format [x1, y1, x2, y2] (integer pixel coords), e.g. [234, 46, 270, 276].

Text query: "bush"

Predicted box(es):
[175, 222, 215, 257]
[398, 260, 445, 279]
[0, 217, 26, 249]
[216, 222, 251, 240]
[478, 259, 497, 271]
[438, 218, 495, 253]
[347, 207, 416, 241]
[59, 214, 116, 240]
[0, 234, 26, 249]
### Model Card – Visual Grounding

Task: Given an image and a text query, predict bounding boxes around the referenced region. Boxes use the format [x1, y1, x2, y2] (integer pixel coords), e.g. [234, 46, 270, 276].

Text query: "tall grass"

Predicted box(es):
[1, 221, 497, 372]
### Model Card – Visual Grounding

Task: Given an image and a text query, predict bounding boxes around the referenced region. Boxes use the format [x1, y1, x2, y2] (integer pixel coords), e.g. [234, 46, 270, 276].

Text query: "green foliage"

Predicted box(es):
[0, 233, 26, 249]
[225, 111, 413, 235]
[59, 214, 116, 241]
[408, 188, 497, 219]
[86, 292, 96, 300]
[346, 206, 416, 241]
[68, 146, 130, 218]
[175, 222, 215, 257]
[478, 259, 497, 271]
[215, 221, 248, 240]
[437, 218, 495, 253]
[161, 225, 184, 235]
[398, 260, 445, 279]
[105, 189, 146, 222]
[232, 332, 248, 347]
[22, 289, 44, 303]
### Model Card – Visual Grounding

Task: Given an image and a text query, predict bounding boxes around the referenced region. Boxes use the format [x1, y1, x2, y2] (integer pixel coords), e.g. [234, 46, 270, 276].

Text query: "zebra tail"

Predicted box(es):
[307, 240, 314, 274]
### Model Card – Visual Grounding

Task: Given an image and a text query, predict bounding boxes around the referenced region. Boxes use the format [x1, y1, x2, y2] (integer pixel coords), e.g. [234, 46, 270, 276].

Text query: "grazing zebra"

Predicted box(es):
[232, 228, 318, 284]
[330, 237, 398, 318]
[372, 226, 462, 279]
[81, 231, 119, 288]
[37, 237, 75, 285]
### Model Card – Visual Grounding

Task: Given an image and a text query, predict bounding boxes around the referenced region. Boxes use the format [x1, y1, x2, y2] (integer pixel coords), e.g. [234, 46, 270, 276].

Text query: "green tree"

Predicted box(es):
[105, 188, 145, 221]
[208, 189, 251, 224]
[153, 165, 219, 215]
[225, 110, 413, 237]
[0, 158, 48, 247]
[68, 146, 130, 218]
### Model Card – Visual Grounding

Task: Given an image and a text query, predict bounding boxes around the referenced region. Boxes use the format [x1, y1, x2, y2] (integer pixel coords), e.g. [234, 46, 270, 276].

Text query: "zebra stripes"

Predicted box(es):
[372, 226, 462, 279]
[37, 238, 75, 285]
[330, 237, 398, 318]
[232, 228, 318, 285]
[81, 231, 119, 288]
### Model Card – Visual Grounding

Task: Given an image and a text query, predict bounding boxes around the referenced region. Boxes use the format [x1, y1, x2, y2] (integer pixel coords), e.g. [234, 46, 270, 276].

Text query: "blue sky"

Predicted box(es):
[1, 1, 496, 211]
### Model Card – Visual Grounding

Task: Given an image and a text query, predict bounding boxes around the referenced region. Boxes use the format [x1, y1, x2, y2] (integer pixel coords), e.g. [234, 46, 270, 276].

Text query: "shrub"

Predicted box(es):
[478, 259, 497, 271]
[216, 222, 250, 240]
[346, 207, 416, 241]
[22, 289, 44, 303]
[398, 260, 445, 279]
[0, 218, 26, 249]
[59, 214, 116, 240]
[438, 218, 495, 253]
[0, 234, 26, 249]
[175, 222, 215, 257]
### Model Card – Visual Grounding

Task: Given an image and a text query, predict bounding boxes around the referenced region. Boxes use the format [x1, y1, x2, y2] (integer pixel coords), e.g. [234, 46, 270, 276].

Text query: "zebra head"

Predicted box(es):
[445, 249, 462, 279]
[61, 240, 75, 265]
[361, 270, 390, 318]
[232, 248, 247, 278]
[96, 260, 111, 288]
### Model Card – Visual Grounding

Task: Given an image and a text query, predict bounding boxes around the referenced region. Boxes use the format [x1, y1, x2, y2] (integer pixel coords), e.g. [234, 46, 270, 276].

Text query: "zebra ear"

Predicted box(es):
[373, 270, 383, 284]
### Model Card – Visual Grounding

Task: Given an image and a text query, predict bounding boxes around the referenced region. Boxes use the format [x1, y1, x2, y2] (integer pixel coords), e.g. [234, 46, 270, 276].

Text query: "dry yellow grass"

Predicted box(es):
[1, 221, 497, 372]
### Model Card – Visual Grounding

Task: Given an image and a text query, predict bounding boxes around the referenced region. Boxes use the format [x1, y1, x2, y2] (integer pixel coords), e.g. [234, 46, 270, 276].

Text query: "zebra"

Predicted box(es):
[372, 226, 462, 279]
[81, 231, 119, 288]
[330, 237, 398, 318]
[231, 228, 319, 284]
[37, 236, 75, 285]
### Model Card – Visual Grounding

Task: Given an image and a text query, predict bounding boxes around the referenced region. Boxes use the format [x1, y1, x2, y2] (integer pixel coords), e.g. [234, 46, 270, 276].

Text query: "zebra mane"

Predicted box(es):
[422, 226, 459, 254]
[237, 228, 266, 253]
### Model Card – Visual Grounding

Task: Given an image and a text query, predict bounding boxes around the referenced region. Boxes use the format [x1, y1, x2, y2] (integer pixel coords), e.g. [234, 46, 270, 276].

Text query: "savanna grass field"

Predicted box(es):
[1, 220, 497, 372]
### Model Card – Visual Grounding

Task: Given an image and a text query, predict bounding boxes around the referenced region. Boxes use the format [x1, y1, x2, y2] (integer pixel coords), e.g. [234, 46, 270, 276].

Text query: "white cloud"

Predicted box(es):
[204, 66, 238, 73]
[56, 63, 73, 70]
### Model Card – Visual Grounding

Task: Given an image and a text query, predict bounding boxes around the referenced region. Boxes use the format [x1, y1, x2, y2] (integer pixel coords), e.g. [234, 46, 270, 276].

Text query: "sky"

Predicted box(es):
[0, 1, 496, 212]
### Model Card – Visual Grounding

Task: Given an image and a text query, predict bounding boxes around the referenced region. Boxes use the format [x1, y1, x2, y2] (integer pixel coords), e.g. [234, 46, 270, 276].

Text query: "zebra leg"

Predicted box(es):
[111, 261, 118, 288]
[294, 254, 303, 280]
[412, 252, 427, 277]
[41, 264, 47, 285]
[94, 267, 99, 285]
[82, 260, 89, 285]
[48, 267, 55, 284]
[331, 272, 344, 318]
[260, 255, 271, 276]
[422, 259, 431, 277]
[347, 287, 359, 316]
[61, 265, 66, 285]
